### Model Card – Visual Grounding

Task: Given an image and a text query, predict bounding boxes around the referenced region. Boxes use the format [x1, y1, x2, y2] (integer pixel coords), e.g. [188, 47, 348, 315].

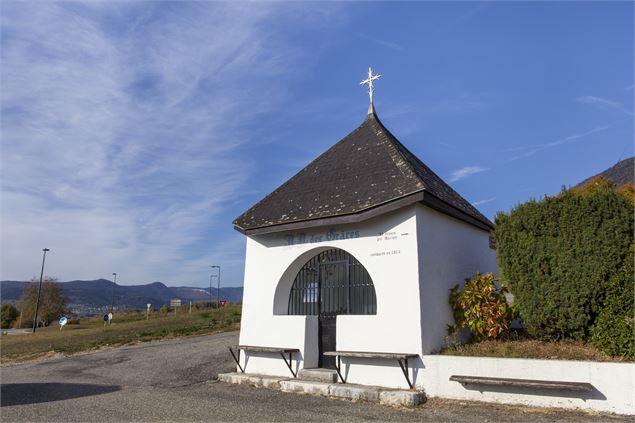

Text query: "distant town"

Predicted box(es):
[0, 279, 243, 317]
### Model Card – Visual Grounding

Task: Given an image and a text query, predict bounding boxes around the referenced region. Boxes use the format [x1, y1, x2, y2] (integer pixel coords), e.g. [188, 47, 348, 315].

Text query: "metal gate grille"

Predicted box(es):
[288, 249, 376, 315]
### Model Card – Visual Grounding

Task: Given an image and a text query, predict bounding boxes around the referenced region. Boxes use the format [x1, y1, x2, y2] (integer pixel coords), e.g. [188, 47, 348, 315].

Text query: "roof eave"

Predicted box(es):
[234, 191, 425, 236]
[233, 190, 493, 236]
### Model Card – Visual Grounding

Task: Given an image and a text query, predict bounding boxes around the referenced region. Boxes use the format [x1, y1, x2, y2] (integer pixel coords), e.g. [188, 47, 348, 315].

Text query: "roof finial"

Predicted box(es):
[360, 66, 381, 114]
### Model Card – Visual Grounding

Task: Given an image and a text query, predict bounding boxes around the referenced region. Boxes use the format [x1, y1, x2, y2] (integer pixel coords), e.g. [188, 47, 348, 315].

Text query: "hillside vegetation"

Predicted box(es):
[576, 156, 634, 189]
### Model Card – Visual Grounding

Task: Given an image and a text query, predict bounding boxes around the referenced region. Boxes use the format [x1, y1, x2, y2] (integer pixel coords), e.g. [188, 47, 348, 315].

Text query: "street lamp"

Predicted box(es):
[210, 275, 218, 306]
[32, 248, 50, 333]
[111, 273, 117, 312]
[211, 265, 221, 307]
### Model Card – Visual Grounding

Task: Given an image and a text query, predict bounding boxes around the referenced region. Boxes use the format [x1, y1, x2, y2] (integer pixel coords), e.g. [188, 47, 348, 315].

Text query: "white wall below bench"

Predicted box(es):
[421, 355, 635, 415]
[237, 315, 318, 376]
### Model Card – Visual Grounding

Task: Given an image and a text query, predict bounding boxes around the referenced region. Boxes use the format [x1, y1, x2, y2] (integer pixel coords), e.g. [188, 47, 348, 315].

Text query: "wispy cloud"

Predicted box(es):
[625, 84, 634, 91]
[356, 33, 403, 51]
[576, 95, 633, 115]
[576, 95, 621, 108]
[509, 125, 610, 160]
[472, 197, 496, 206]
[449, 166, 487, 182]
[0, 2, 339, 286]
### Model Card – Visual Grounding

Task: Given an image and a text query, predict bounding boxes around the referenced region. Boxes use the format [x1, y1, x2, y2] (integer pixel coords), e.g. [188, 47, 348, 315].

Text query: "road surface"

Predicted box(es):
[1, 331, 628, 422]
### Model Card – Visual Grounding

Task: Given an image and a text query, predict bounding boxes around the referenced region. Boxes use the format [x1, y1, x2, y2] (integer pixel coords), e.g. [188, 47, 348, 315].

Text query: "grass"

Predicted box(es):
[0, 305, 241, 363]
[439, 331, 627, 362]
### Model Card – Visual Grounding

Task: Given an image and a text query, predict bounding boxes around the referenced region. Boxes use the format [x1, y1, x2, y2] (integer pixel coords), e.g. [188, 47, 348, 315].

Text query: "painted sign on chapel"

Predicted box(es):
[285, 228, 361, 246]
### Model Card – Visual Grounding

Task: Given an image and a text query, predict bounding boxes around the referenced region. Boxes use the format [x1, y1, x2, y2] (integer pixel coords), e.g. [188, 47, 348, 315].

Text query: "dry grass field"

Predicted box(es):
[0, 305, 241, 363]
[440, 336, 627, 362]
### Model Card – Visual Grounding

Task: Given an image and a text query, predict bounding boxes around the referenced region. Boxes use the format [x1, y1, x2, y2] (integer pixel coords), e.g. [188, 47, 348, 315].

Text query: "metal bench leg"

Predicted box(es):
[334, 355, 346, 383]
[228, 347, 245, 373]
[280, 351, 297, 378]
[397, 358, 414, 389]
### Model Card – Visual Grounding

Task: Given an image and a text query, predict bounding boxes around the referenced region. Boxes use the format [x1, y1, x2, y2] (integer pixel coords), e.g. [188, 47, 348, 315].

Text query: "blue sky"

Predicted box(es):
[1, 1, 633, 288]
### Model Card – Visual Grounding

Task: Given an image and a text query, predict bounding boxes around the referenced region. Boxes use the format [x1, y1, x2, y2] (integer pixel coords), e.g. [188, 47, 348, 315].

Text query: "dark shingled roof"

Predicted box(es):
[234, 110, 493, 234]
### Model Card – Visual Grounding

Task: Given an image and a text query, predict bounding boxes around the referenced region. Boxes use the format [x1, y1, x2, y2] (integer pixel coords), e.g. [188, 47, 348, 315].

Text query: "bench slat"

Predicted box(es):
[237, 345, 299, 353]
[323, 351, 418, 360]
[449, 375, 593, 392]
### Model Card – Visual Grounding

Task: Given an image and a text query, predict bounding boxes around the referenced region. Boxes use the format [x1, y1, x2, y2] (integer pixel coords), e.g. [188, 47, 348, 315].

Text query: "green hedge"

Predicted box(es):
[494, 183, 633, 340]
[591, 244, 634, 359]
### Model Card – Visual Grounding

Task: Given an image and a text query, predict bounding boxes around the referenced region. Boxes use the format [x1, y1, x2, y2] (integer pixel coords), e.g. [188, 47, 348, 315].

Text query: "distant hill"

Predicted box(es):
[0, 279, 243, 310]
[577, 157, 634, 188]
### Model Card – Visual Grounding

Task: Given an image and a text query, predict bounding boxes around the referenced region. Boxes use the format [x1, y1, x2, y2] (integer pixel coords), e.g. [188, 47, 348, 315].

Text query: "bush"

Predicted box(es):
[494, 180, 633, 340]
[448, 272, 518, 341]
[591, 244, 634, 359]
[1, 304, 18, 329]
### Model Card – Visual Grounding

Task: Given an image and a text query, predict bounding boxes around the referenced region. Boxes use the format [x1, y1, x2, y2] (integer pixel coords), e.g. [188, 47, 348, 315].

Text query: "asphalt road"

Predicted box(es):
[0, 331, 628, 422]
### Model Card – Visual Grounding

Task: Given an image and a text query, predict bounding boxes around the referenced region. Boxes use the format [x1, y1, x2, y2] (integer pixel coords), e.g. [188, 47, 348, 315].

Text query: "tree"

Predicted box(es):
[1, 304, 18, 329]
[20, 277, 68, 327]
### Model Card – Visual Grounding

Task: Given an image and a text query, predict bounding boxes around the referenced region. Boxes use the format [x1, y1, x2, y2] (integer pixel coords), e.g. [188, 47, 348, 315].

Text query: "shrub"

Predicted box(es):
[159, 304, 170, 314]
[494, 180, 633, 340]
[1, 304, 18, 329]
[448, 272, 518, 341]
[591, 244, 634, 359]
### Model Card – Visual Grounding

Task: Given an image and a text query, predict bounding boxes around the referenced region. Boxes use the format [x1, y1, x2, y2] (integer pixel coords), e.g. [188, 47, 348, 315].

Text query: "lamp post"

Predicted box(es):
[32, 248, 50, 333]
[211, 265, 221, 307]
[209, 273, 215, 308]
[111, 273, 117, 312]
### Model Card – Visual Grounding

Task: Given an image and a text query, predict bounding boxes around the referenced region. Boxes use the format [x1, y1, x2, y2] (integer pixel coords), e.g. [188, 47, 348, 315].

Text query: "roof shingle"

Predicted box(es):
[233, 111, 493, 233]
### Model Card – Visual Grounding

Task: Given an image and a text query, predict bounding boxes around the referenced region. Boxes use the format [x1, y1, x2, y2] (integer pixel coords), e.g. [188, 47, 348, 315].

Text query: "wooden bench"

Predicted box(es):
[228, 345, 300, 378]
[324, 351, 419, 389]
[449, 375, 593, 392]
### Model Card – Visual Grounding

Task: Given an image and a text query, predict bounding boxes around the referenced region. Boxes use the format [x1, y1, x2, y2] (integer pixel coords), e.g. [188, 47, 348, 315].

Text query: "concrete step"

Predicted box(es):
[217, 372, 284, 389]
[297, 368, 338, 383]
[219, 372, 426, 407]
[280, 379, 331, 396]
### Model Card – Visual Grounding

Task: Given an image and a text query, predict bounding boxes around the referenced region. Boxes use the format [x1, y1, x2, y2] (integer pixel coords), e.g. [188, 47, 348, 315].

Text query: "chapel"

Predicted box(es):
[231, 69, 496, 389]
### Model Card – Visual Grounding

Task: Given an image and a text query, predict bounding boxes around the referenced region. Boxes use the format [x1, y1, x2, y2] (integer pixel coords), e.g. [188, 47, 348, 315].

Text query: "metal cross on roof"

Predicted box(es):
[360, 67, 381, 105]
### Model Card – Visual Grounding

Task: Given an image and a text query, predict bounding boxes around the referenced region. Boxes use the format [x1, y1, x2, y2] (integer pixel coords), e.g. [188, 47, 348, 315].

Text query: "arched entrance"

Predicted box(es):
[287, 248, 376, 368]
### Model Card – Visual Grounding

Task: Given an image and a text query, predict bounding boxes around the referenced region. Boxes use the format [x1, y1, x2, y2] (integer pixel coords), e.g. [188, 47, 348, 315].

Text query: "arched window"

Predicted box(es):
[288, 248, 376, 316]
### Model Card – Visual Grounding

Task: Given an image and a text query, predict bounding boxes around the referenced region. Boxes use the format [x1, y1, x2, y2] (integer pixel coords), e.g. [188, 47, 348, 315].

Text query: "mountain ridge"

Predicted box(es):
[576, 156, 634, 188]
[0, 279, 243, 311]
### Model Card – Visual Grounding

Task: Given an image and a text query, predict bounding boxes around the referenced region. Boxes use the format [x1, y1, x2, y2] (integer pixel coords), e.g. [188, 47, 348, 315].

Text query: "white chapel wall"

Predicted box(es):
[415, 204, 498, 354]
[238, 205, 424, 385]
